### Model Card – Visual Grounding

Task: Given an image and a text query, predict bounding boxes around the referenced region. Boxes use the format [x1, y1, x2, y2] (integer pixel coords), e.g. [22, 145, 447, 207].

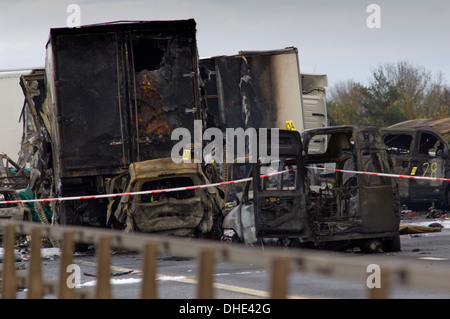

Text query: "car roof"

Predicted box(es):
[383, 118, 450, 135]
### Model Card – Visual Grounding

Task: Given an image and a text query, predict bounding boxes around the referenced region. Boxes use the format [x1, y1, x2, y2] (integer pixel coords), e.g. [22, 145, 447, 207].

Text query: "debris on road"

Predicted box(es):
[399, 223, 444, 234]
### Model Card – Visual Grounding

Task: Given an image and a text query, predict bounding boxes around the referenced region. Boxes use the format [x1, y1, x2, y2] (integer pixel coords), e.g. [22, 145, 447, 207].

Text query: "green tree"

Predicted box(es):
[357, 69, 407, 127]
[382, 61, 447, 119]
[327, 80, 363, 125]
[327, 61, 450, 127]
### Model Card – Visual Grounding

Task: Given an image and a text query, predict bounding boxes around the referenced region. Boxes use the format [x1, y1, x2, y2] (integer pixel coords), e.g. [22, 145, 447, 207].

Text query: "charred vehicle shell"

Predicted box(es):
[381, 118, 450, 209]
[109, 158, 224, 238]
[223, 127, 401, 252]
[18, 20, 203, 228]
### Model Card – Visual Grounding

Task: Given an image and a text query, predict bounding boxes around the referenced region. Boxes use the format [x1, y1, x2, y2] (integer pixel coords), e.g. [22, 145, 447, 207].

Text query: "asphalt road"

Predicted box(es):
[12, 215, 450, 300]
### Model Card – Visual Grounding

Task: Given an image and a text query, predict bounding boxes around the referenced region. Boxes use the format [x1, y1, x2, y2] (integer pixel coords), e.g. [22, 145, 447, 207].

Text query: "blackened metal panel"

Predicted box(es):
[52, 31, 126, 175]
[253, 130, 307, 237]
[200, 48, 304, 131]
[48, 19, 199, 177]
[129, 23, 198, 161]
[353, 127, 400, 233]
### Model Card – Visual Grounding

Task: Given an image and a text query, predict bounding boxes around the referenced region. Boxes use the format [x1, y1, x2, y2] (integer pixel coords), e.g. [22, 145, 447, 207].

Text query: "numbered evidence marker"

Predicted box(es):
[182, 149, 191, 161]
[285, 121, 296, 131]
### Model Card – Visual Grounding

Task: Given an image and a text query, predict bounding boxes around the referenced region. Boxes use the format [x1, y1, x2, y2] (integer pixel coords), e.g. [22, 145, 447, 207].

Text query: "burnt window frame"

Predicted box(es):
[137, 176, 197, 203]
[417, 131, 443, 157]
[383, 133, 413, 155]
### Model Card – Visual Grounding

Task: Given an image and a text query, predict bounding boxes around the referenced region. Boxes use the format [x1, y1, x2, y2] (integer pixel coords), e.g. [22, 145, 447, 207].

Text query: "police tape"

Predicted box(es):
[307, 166, 450, 182]
[0, 168, 292, 205]
[1, 166, 449, 206]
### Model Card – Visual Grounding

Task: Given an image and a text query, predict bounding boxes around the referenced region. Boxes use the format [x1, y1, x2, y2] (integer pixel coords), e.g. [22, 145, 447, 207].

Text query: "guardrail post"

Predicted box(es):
[197, 248, 215, 299]
[58, 230, 75, 299]
[367, 269, 391, 299]
[270, 256, 289, 299]
[1, 224, 17, 299]
[27, 227, 43, 299]
[96, 236, 111, 299]
[141, 241, 158, 299]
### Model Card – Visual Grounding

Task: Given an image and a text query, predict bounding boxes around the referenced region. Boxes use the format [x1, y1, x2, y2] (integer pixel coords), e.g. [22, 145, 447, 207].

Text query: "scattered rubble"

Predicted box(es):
[399, 204, 448, 235]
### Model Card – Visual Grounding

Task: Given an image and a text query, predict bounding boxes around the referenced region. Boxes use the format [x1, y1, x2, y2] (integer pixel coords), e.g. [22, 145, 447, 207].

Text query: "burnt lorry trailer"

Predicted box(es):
[199, 48, 328, 136]
[381, 118, 450, 209]
[223, 127, 401, 252]
[19, 20, 208, 229]
[198, 48, 328, 202]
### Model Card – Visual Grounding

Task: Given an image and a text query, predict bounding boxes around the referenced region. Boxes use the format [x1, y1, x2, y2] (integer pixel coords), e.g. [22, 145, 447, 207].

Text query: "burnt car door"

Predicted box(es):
[353, 127, 400, 233]
[409, 130, 447, 202]
[382, 132, 414, 202]
[253, 130, 308, 238]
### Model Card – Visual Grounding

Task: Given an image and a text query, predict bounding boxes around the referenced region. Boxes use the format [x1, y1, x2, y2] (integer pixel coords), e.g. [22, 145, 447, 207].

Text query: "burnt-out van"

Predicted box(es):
[381, 119, 450, 209]
[222, 127, 401, 252]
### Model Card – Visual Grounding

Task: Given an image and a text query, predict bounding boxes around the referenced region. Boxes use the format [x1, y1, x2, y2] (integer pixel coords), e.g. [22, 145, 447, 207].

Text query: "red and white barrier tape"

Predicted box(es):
[308, 166, 450, 182]
[1, 165, 448, 206]
[0, 168, 292, 205]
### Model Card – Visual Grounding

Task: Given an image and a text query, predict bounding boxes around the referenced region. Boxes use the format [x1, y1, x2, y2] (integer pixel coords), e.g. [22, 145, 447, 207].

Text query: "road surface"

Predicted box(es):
[11, 215, 450, 300]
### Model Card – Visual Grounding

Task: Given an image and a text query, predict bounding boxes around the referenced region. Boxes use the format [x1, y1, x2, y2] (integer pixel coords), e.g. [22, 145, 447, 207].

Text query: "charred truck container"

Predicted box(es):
[381, 118, 450, 209]
[199, 48, 328, 134]
[20, 20, 201, 227]
[199, 48, 328, 203]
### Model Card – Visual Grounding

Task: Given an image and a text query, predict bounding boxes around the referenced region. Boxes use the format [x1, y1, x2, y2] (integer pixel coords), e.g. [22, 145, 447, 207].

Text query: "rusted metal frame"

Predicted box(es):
[0, 154, 24, 175]
[127, 30, 141, 161]
[0, 154, 28, 190]
[114, 31, 128, 167]
[19, 74, 42, 134]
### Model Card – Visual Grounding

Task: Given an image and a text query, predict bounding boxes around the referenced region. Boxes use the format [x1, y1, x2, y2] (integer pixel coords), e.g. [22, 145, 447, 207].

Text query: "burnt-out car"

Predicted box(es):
[108, 158, 224, 238]
[222, 127, 401, 252]
[381, 118, 450, 209]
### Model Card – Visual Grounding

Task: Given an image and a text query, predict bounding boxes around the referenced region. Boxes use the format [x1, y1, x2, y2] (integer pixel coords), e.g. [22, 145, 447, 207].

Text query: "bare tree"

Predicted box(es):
[327, 80, 364, 125]
[380, 61, 448, 119]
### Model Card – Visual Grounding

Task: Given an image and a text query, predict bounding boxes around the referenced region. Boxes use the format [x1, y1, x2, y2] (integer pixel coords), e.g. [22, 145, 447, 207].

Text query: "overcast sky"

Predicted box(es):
[1, 0, 450, 88]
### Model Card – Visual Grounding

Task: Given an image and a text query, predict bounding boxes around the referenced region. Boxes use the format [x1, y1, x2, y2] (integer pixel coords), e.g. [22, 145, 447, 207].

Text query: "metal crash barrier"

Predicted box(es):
[1, 219, 450, 299]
